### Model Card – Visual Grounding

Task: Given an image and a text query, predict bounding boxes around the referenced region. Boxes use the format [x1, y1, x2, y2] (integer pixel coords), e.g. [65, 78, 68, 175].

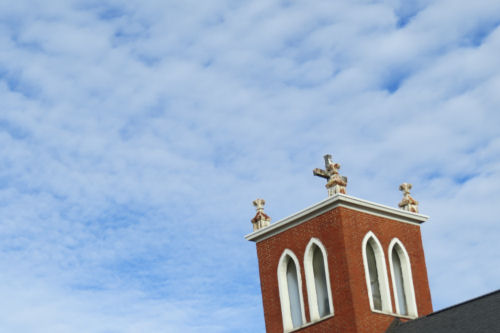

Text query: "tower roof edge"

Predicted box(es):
[244, 194, 429, 243]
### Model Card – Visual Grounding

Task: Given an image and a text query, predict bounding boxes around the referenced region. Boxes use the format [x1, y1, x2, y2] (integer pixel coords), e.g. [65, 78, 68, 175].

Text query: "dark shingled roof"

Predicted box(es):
[386, 289, 500, 333]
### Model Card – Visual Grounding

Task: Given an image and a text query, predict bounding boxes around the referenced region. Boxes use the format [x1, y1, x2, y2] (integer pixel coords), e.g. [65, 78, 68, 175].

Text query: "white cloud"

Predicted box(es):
[0, 0, 499, 331]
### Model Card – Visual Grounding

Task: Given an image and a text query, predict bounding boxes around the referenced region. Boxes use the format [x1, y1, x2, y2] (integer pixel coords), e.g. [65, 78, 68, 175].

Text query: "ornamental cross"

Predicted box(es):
[400, 183, 412, 196]
[313, 154, 340, 179]
[313, 154, 347, 196]
[251, 198, 271, 231]
[398, 183, 419, 213]
[253, 198, 266, 212]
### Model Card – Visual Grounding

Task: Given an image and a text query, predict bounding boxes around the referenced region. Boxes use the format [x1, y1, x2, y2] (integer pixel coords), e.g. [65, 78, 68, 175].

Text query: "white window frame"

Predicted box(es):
[361, 231, 393, 313]
[277, 249, 307, 332]
[388, 238, 418, 317]
[304, 238, 334, 321]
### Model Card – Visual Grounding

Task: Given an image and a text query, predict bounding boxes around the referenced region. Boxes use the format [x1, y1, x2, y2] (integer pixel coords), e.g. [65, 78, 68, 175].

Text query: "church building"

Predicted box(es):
[245, 154, 499, 333]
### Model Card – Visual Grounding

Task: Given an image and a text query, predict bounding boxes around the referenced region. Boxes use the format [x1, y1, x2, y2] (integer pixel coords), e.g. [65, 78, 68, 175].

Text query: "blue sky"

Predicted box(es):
[0, 0, 499, 331]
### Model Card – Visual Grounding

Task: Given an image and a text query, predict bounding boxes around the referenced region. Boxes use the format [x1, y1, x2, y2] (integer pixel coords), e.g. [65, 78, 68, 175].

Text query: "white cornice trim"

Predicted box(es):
[244, 194, 429, 243]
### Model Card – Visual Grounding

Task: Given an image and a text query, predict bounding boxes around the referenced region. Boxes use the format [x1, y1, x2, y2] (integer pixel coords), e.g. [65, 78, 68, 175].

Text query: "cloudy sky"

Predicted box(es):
[1, 0, 499, 331]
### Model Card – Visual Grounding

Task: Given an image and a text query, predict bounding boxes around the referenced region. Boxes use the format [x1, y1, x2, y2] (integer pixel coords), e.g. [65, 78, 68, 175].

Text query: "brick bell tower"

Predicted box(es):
[245, 155, 433, 333]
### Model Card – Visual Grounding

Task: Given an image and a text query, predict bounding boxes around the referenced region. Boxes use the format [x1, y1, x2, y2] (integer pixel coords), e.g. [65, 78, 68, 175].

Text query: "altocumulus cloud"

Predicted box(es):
[0, 0, 499, 332]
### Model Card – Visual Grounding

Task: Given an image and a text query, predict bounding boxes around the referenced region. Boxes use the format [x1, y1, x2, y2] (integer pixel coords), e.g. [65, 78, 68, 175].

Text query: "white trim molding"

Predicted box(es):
[277, 249, 307, 332]
[388, 238, 418, 318]
[304, 238, 334, 321]
[245, 194, 429, 243]
[362, 231, 393, 313]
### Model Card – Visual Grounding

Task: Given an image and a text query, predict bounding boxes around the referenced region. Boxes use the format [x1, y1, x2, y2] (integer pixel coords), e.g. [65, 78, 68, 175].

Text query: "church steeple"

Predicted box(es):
[246, 155, 433, 333]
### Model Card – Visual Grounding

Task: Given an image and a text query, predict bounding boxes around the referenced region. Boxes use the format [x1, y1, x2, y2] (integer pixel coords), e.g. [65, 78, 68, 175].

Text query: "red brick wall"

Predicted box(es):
[255, 206, 433, 333]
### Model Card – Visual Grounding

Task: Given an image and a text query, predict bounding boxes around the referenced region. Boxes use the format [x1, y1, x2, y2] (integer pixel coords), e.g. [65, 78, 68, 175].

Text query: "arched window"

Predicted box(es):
[278, 250, 306, 331]
[362, 232, 392, 313]
[304, 238, 334, 321]
[389, 239, 418, 317]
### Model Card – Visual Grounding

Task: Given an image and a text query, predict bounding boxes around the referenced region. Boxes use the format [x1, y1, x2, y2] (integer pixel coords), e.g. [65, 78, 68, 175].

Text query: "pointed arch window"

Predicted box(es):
[389, 239, 418, 317]
[362, 232, 392, 313]
[304, 238, 334, 321]
[278, 250, 306, 331]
